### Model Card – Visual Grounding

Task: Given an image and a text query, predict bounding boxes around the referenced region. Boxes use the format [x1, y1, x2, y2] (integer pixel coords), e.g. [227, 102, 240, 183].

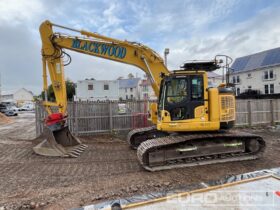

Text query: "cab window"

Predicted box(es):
[166, 78, 187, 104]
[191, 76, 203, 100]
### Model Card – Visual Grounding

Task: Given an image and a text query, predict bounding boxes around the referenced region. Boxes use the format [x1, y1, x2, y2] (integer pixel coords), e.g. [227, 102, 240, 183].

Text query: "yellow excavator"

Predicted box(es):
[34, 20, 265, 171]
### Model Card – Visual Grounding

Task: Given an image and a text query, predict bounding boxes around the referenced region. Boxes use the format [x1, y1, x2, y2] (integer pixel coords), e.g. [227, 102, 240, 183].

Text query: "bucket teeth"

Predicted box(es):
[68, 150, 83, 157]
[68, 153, 80, 158]
[77, 146, 86, 151]
[74, 148, 85, 153]
[72, 147, 86, 153]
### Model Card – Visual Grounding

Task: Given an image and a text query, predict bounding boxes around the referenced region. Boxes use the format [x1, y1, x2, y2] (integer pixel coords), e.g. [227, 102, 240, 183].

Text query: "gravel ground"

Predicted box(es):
[0, 112, 280, 209]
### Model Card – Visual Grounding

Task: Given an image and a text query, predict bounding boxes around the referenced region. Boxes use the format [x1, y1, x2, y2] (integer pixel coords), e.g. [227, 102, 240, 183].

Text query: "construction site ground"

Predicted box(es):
[0, 112, 280, 209]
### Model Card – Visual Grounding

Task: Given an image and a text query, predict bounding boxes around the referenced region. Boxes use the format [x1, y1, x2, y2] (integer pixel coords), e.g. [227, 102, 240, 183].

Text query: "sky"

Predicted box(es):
[1, 0, 280, 94]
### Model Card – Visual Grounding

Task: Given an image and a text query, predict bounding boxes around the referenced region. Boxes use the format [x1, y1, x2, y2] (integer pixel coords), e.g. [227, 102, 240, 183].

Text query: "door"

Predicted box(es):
[159, 75, 204, 121]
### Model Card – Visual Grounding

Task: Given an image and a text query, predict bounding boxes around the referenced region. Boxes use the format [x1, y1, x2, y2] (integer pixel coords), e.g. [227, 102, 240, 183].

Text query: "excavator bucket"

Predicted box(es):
[33, 113, 87, 157]
[33, 125, 87, 157]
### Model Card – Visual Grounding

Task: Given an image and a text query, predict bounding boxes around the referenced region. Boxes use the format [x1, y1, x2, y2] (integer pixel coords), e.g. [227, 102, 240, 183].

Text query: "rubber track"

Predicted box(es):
[137, 131, 265, 171]
[126, 126, 156, 146]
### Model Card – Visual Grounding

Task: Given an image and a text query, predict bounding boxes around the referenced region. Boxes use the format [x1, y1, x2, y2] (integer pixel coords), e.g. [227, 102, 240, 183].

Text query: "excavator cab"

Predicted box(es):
[158, 74, 204, 121]
[33, 113, 87, 157]
[155, 60, 232, 132]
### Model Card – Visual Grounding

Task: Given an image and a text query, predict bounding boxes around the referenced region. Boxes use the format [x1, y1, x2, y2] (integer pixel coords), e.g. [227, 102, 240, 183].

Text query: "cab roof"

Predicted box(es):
[180, 60, 220, 71]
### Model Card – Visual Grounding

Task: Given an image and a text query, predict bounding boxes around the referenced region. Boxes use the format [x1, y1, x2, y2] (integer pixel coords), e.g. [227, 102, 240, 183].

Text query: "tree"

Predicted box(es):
[128, 73, 134, 79]
[40, 80, 76, 101]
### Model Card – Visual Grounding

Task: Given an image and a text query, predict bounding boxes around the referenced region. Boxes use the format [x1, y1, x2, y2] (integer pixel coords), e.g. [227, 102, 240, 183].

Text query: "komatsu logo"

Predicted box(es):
[71, 39, 127, 59]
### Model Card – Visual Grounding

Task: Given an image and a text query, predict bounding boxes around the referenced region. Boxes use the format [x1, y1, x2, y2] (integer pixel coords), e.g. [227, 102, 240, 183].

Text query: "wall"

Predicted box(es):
[119, 87, 139, 100]
[1, 94, 13, 102]
[14, 88, 33, 103]
[75, 80, 119, 101]
[208, 76, 223, 87]
[1, 88, 33, 104]
[139, 82, 157, 100]
[230, 66, 280, 95]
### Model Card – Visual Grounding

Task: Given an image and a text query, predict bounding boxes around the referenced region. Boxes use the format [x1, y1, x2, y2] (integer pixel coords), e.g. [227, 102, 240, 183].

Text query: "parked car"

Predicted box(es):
[0, 104, 18, 116]
[19, 104, 34, 111]
[7, 105, 20, 112]
[4, 110, 18, 116]
[0, 104, 8, 113]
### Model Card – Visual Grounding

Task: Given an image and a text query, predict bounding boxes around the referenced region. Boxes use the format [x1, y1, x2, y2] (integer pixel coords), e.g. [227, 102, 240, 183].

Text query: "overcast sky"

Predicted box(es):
[1, 0, 280, 94]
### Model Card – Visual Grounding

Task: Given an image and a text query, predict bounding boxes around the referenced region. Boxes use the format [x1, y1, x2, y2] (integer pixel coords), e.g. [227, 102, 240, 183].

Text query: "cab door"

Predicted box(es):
[188, 75, 204, 119]
[159, 75, 204, 121]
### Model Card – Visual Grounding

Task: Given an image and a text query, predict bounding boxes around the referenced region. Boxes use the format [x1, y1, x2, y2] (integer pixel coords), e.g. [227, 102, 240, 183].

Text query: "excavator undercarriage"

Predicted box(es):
[128, 128, 265, 171]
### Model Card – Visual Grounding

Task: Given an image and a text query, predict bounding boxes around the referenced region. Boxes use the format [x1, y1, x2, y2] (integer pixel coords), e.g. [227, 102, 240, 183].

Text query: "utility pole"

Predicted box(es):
[164, 48, 169, 68]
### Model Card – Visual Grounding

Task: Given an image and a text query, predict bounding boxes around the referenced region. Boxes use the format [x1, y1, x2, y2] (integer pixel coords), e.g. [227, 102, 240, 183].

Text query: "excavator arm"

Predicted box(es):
[33, 20, 169, 158]
[39, 20, 169, 115]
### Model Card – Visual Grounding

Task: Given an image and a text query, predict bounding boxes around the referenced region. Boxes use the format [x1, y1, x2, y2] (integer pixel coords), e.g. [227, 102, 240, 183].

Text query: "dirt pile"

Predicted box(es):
[0, 113, 12, 124]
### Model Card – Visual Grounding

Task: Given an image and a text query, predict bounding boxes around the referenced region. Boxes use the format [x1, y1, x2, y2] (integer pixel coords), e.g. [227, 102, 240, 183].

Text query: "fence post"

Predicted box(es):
[109, 101, 113, 133]
[247, 100, 252, 126]
[270, 99, 274, 125]
[71, 102, 75, 135]
[35, 102, 44, 137]
[35, 102, 39, 137]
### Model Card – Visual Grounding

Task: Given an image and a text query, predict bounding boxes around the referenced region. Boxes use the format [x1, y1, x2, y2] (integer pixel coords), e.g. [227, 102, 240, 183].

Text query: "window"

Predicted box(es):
[166, 78, 188, 104]
[236, 88, 240, 96]
[104, 84, 109, 90]
[263, 70, 274, 80]
[232, 76, 236, 83]
[248, 86, 252, 89]
[143, 85, 148, 92]
[269, 70, 274, 79]
[126, 95, 128, 100]
[143, 93, 148, 99]
[125, 88, 127, 93]
[88, 84, 93, 90]
[270, 84, 274, 94]
[130, 94, 133, 99]
[264, 84, 274, 94]
[247, 73, 251, 78]
[264, 71, 269, 80]
[264, 85, 269, 94]
[191, 76, 203, 100]
[236, 76, 240, 83]
[130, 88, 133, 92]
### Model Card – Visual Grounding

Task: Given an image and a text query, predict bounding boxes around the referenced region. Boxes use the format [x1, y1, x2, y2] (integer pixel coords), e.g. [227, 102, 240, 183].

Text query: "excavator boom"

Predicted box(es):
[34, 20, 169, 158]
[39, 20, 169, 112]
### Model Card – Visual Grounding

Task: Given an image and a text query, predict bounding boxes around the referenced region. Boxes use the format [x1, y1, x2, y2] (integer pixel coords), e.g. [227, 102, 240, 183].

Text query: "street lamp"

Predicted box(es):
[164, 48, 169, 67]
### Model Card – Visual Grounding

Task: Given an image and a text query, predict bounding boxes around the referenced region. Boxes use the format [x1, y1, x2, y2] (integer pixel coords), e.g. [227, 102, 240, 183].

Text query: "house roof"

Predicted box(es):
[207, 72, 222, 78]
[1, 90, 17, 95]
[119, 78, 140, 88]
[139, 79, 153, 86]
[1, 88, 34, 96]
[231, 47, 280, 72]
